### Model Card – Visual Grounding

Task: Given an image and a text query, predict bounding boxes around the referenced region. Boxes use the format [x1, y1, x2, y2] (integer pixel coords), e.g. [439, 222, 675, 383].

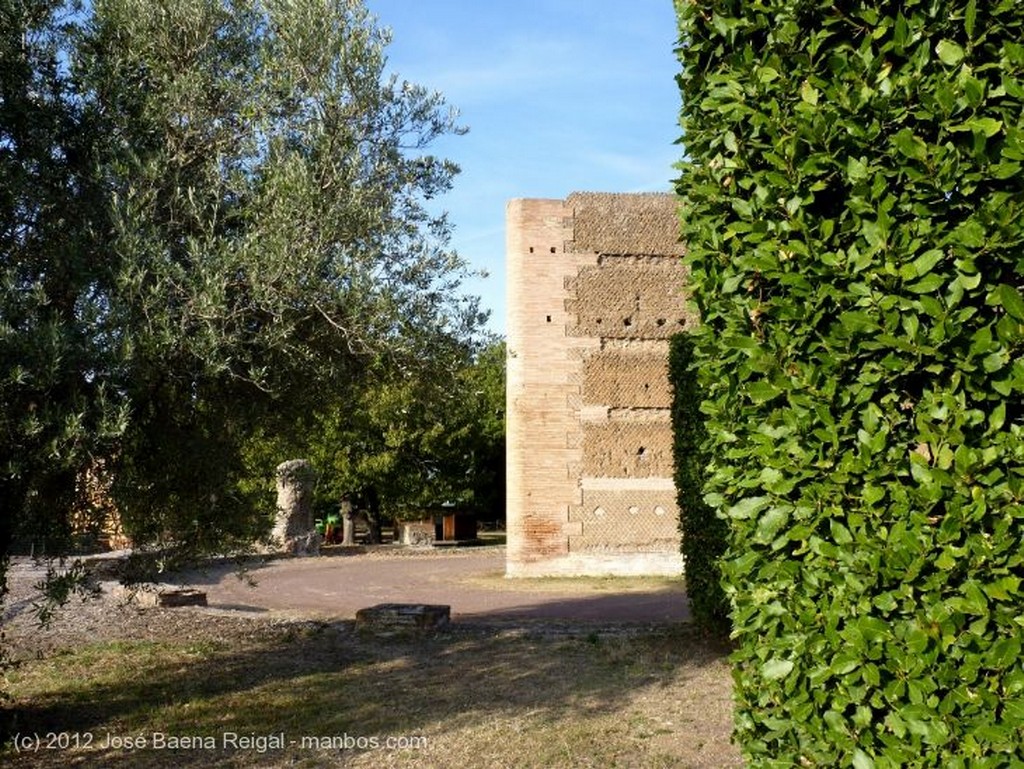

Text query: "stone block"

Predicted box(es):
[157, 588, 208, 608]
[106, 583, 208, 608]
[582, 421, 674, 478]
[355, 603, 451, 632]
[398, 521, 435, 546]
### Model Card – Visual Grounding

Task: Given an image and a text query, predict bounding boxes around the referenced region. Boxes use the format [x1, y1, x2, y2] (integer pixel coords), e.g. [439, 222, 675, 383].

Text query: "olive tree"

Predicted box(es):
[1, 0, 478, 592]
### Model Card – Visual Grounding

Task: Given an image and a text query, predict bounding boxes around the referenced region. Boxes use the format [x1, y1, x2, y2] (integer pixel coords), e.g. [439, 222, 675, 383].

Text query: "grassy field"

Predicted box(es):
[2, 614, 740, 768]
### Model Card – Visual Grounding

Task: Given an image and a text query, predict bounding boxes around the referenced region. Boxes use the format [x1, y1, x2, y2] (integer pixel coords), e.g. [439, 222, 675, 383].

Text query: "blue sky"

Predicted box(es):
[363, 1, 682, 336]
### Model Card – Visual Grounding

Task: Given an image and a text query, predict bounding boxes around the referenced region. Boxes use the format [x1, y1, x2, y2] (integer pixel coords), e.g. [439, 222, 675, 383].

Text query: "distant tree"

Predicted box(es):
[1, 0, 477, 596]
[290, 336, 506, 529]
[459, 339, 506, 521]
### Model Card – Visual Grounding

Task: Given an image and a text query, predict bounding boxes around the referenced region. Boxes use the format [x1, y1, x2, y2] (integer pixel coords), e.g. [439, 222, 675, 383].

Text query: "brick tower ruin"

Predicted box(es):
[505, 192, 694, 577]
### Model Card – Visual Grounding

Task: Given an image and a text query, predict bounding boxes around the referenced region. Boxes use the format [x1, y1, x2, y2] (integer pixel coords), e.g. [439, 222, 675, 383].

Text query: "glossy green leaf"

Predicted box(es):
[847, 156, 869, 182]
[996, 283, 1024, 320]
[936, 40, 965, 66]
[762, 658, 794, 680]
[801, 80, 819, 106]
[910, 249, 944, 277]
[756, 505, 790, 542]
[893, 129, 928, 161]
[950, 117, 1003, 137]
[986, 637, 1021, 669]
[965, 0, 977, 37]
[727, 495, 770, 520]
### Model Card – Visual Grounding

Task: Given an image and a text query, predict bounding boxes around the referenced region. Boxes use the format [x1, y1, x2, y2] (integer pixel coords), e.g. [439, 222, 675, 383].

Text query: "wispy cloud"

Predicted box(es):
[581, 151, 676, 192]
[400, 38, 593, 106]
[365, 0, 681, 334]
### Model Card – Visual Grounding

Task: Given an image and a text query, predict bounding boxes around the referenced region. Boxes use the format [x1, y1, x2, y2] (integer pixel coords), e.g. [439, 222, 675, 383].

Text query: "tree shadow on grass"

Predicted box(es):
[4, 607, 734, 769]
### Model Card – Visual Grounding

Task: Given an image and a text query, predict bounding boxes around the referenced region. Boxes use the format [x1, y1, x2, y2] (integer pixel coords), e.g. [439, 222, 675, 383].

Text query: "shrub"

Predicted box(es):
[675, 0, 1024, 765]
[670, 333, 730, 636]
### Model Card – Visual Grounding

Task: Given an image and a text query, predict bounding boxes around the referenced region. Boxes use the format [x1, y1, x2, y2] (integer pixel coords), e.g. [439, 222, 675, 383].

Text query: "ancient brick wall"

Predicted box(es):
[506, 193, 694, 577]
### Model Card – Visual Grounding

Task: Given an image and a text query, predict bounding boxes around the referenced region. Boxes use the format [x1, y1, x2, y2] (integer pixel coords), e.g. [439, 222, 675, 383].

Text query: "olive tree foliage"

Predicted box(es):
[677, 0, 1024, 766]
[1, 0, 478, 588]
[1, 0, 120, 593]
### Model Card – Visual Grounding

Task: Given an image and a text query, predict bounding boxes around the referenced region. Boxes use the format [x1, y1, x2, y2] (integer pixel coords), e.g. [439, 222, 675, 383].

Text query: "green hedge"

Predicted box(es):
[669, 333, 730, 636]
[675, 1, 1024, 766]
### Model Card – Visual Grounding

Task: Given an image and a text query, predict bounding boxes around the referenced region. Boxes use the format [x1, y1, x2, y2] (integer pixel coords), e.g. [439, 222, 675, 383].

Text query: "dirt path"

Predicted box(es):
[173, 547, 690, 624]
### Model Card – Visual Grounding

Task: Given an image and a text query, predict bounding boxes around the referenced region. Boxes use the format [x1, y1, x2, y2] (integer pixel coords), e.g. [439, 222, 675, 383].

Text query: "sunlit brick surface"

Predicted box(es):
[506, 194, 694, 577]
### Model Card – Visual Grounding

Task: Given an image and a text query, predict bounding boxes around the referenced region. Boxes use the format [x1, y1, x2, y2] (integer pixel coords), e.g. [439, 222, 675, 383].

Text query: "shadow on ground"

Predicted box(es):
[163, 552, 691, 624]
[4, 616, 736, 768]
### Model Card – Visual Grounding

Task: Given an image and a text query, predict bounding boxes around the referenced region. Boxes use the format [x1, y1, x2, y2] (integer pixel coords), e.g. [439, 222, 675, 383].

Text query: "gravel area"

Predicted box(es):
[2, 558, 309, 659]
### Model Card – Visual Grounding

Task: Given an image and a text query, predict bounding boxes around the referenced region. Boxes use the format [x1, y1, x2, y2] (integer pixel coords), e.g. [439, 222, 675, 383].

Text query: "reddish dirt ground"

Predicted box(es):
[173, 547, 690, 624]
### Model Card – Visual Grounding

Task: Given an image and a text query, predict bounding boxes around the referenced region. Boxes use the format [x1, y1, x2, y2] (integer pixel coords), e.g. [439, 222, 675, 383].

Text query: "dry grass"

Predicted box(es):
[2, 611, 740, 768]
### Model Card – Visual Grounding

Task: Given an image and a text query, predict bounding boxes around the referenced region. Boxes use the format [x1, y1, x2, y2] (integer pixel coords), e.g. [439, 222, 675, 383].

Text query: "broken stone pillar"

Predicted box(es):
[272, 459, 320, 556]
[340, 495, 356, 546]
